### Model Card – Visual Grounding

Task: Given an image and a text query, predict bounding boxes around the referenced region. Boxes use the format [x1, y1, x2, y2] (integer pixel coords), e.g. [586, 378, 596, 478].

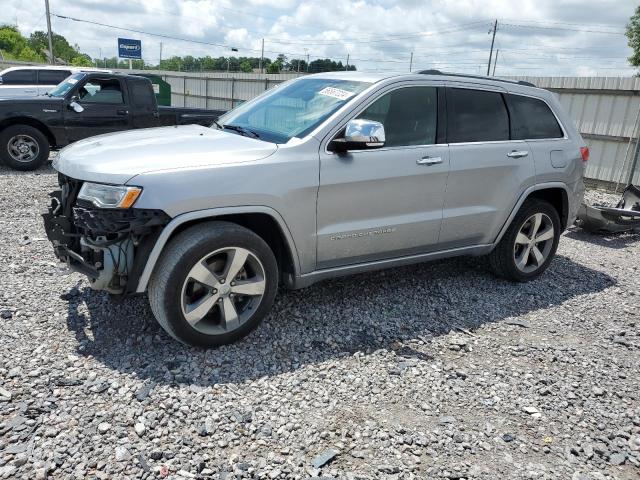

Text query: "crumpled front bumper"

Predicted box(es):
[42, 174, 170, 293]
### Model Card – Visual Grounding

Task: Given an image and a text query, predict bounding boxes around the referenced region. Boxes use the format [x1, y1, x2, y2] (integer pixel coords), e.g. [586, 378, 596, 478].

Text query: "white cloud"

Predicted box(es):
[1, 0, 636, 76]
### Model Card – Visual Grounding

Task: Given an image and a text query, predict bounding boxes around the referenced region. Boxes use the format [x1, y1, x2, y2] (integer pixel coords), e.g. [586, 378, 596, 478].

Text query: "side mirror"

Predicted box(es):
[329, 119, 385, 152]
[69, 99, 84, 113]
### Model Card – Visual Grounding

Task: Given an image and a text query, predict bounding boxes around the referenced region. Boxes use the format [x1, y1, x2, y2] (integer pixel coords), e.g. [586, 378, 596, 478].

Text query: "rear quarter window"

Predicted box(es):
[447, 88, 510, 143]
[506, 94, 564, 140]
[38, 70, 71, 85]
[130, 80, 156, 108]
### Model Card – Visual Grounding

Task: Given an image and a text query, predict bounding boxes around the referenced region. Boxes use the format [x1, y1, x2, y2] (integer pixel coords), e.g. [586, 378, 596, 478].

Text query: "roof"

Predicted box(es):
[303, 70, 541, 92]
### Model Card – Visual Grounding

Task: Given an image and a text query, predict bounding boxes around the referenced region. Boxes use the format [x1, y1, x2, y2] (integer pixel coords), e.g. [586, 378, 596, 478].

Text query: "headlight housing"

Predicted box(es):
[77, 183, 142, 209]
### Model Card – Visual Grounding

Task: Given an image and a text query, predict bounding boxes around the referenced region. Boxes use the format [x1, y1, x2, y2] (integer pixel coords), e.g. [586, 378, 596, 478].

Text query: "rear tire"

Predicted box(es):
[488, 199, 561, 282]
[0, 125, 50, 171]
[148, 221, 278, 347]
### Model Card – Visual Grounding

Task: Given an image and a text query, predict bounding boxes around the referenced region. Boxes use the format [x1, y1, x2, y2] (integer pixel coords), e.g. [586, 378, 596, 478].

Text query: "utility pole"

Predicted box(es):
[304, 48, 309, 72]
[409, 52, 413, 72]
[487, 19, 497, 76]
[259, 39, 264, 74]
[492, 49, 499, 76]
[44, 0, 55, 64]
[346, 54, 349, 71]
[159, 42, 163, 68]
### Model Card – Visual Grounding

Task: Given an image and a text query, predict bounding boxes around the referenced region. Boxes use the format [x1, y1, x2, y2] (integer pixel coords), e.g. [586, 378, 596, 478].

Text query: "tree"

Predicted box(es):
[239, 60, 252, 73]
[627, 6, 640, 67]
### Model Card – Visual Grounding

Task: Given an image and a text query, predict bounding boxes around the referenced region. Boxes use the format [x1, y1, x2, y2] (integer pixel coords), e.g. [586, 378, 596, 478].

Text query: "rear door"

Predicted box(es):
[0, 69, 38, 97]
[316, 84, 449, 268]
[37, 69, 71, 96]
[64, 76, 132, 142]
[504, 93, 569, 185]
[439, 86, 535, 249]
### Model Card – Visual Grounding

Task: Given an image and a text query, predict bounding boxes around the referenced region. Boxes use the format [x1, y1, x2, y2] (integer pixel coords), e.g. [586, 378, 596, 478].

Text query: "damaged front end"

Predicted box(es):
[42, 174, 170, 294]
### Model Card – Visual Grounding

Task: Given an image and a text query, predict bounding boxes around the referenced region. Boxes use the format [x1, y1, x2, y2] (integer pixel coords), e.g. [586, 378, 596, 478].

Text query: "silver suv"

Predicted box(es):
[43, 71, 587, 347]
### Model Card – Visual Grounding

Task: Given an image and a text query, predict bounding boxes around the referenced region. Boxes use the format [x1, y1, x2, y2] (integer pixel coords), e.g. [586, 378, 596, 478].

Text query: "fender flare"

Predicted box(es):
[493, 181, 570, 246]
[135, 205, 301, 293]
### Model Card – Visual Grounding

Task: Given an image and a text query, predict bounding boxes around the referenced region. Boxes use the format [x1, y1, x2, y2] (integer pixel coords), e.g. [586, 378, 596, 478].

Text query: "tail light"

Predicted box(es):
[580, 146, 589, 163]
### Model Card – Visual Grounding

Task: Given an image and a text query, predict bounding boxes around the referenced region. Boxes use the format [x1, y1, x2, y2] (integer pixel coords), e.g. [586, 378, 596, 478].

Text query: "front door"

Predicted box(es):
[316, 85, 449, 269]
[64, 77, 131, 142]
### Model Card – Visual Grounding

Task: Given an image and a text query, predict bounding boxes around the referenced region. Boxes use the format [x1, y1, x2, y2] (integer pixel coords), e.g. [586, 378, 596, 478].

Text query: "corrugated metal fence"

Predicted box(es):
[155, 71, 302, 111]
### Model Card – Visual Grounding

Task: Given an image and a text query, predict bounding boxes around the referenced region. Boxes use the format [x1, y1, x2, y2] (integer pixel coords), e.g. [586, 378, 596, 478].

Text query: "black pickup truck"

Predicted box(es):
[0, 72, 225, 170]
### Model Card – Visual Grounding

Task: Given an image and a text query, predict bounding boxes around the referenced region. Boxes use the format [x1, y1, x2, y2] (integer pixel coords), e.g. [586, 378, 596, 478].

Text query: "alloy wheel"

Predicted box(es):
[7, 135, 39, 163]
[513, 212, 555, 274]
[180, 247, 266, 335]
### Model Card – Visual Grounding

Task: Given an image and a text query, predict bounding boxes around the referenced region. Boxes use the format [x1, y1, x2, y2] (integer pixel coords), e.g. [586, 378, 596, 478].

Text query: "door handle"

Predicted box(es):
[116, 109, 129, 115]
[417, 156, 443, 166]
[507, 150, 529, 158]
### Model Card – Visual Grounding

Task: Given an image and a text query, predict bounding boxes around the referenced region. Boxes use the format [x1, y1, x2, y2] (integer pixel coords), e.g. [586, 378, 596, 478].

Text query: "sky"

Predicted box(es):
[1, 0, 637, 77]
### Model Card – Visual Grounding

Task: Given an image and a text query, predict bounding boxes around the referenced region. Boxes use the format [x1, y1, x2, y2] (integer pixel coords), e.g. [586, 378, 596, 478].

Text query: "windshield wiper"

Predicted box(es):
[223, 124, 260, 139]
[212, 119, 223, 130]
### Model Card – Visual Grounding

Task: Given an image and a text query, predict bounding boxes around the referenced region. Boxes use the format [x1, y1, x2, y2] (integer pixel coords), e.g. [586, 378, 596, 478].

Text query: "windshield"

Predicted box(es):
[48, 73, 85, 97]
[218, 78, 371, 143]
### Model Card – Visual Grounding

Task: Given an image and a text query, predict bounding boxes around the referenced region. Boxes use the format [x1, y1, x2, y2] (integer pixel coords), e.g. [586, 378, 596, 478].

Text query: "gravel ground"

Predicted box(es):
[0, 165, 639, 480]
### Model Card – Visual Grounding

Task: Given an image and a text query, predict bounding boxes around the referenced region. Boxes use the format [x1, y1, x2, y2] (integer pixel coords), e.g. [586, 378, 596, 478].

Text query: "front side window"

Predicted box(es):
[218, 78, 371, 143]
[356, 86, 437, 148]
[48, 73, 84, 97]
[78, 79, 124, 104]
[447, 88, 509, 143]
[507, 94, 563, 140]
[1, 69, 36, 85]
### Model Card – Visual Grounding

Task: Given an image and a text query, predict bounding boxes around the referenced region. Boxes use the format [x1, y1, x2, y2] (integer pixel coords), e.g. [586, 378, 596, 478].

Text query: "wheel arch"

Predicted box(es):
[494, 182, 570, 246]
[136, 206, 300, 293]
[0, 117, 56, 146]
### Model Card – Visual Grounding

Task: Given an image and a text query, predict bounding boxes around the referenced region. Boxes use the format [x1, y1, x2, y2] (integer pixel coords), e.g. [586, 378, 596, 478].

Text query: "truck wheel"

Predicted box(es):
[148, 221, 279, 347]
[0, 125, 50, 171]
[488, 199, 561, 282]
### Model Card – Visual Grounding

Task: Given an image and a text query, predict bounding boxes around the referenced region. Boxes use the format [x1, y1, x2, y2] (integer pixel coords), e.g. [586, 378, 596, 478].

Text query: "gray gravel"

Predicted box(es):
[1, 164, 639, 480]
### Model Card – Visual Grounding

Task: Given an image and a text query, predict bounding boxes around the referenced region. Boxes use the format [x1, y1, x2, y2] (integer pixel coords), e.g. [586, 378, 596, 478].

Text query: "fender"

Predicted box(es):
[493, 181, 571, 246]
[135, 205, 301, 293]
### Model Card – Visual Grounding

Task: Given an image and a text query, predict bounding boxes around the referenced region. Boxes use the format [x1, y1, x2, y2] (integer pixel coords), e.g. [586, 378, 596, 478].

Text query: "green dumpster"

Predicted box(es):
[136, 74, 172, 106]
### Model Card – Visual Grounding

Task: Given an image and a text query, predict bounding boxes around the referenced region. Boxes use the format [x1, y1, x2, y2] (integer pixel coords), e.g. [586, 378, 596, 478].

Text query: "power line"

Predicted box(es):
[500, 22, 625, 36]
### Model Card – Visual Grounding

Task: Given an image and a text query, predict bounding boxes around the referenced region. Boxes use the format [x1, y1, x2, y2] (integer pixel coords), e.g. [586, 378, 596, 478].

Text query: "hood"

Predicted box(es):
[0, 96, 64, 105]
[53, 124, 278, 184]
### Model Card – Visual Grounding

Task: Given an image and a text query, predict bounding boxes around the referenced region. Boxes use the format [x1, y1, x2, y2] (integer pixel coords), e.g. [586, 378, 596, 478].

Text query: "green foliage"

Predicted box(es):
[308, 58, 356, 73]
[0, 25, 45, 61]
[627, 6, 640, 67]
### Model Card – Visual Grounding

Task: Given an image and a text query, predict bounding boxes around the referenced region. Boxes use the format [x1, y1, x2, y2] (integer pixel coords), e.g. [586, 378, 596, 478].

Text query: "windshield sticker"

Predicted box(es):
[318, 87, 354, 100]
[67, 78, 78, 84]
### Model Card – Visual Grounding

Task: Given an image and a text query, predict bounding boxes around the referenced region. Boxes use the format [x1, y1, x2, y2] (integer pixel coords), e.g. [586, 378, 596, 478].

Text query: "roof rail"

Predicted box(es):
[417, 69, 537, 88]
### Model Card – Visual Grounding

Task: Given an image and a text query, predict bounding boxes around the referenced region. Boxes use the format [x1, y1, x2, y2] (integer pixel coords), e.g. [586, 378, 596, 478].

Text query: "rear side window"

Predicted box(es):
[506, 94, 563, 139]
[0, 69, 36, 85]
[38, 70, 70, 85]
[356, 86, 438, 147]
[447, 88, 509, 143]
[130, 80, 155, 108]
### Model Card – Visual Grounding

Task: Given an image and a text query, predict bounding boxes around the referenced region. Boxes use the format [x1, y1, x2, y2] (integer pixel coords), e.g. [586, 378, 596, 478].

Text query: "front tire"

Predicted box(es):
[0, 125, 50, 171]
[488, 199, 561, 282]
[148, 221, 278, 347]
